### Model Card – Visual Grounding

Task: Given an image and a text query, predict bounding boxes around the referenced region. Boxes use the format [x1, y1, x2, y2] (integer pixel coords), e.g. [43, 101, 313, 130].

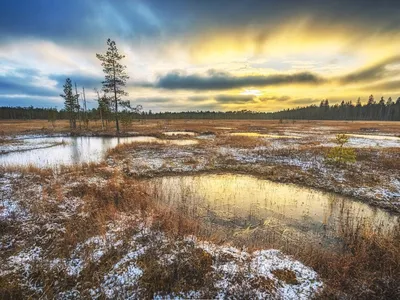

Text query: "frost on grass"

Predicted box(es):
[200, 242, 322, 300]
[1, 214, 323, 299]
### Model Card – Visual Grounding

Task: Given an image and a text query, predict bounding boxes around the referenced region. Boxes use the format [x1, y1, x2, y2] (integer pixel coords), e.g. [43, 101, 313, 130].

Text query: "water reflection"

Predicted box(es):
[163, 131, 196, 136]
[229, 132, 300, 139]
[148, 174, 398, 246]
[346, 134, 400, 141]
[0, 136, 197, 167]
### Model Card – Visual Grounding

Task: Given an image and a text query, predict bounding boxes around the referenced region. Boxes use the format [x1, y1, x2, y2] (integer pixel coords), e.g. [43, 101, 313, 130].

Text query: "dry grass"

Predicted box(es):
[0, 164, 53, 178]
[2, 119, 400, 135]
[137, 241, 215, 298]
[2, 162, 400, 299]
[356, 147, 400, 171]
[271, 269, 299, 285]
[2, 119, 400, 298]
[215, 135, 267, 148]
[228, 212, 400, 299]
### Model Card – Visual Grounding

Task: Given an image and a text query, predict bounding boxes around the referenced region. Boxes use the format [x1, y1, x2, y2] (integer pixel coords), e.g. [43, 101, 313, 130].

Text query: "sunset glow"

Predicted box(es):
[1, 0, 400, 112]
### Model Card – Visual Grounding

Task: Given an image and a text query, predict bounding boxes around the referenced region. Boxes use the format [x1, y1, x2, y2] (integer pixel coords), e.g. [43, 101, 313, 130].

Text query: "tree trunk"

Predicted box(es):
[113, 61, 119, 133]
[115, 92, 119, 133]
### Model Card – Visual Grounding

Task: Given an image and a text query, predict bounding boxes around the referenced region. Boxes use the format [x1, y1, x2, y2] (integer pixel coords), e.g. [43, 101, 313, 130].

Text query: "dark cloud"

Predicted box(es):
[290, 98, 320, 105]
[154, 101, 221, 112]
[0, 0, 165, 46]
[152, 0, 400, 38]
[260, 96, 291, 102]
[49, 74, 103, 90]
[133, 97, 174, 103]
[340, 55, 400, 84]
[152, 70, 325, 91]
[2, 1, 399, 47]
[214, 94, 255, 104]
[361, 80, 400, 91]
[0, 67, 105, 99]
[0, 70, 58, 97]
[188, 95, 211, 102]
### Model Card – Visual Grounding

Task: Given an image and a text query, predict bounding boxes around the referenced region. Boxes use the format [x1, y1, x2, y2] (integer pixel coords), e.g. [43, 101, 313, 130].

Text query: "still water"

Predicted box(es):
[148, 174, 398, 246]
[229, 132, 300, 138]
[0, 136, 197, 167]
[163, 131, 196, 136]
[346, 134, 400, 141]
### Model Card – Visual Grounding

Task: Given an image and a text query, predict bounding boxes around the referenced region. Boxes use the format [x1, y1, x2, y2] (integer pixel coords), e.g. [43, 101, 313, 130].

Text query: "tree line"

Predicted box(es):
[2, 95, 400, 122]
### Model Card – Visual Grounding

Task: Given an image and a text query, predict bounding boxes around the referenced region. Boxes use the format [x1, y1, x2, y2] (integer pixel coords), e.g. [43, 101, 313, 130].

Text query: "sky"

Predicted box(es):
[1, 0, 400, 112]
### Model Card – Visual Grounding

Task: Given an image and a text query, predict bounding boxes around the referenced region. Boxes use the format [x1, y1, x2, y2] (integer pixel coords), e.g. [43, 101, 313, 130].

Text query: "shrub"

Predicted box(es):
[326, 134, 356, 165]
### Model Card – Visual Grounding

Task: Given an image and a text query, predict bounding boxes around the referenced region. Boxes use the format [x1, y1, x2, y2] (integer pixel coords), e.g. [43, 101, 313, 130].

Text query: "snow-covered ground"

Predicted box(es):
[0, 172, 323, 299]
[1, 129, 399, 298]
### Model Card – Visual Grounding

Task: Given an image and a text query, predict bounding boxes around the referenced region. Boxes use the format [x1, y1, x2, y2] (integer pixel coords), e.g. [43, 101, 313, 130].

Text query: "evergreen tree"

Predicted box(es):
[326, 134, 356, 166]
[356, 98, 362, 119]
[60, 78, 78, 129]
[95, 88, 111, 130]
[96, 39, 130, 133]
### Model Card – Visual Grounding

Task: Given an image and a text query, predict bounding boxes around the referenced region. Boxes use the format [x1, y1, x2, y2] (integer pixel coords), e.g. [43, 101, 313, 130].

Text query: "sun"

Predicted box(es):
[240, 89, 262, 96]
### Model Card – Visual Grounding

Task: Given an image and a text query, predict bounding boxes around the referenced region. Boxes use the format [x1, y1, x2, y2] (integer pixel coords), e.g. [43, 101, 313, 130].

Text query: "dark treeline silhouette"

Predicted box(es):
[0, 106, 58, 119]
[0, 106, 98, 120]
[1, 95, 400, 121]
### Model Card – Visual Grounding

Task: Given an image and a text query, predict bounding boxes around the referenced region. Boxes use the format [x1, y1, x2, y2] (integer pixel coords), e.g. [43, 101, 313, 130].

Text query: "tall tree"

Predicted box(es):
[96, 39, 130, 133]
[60, 78, 78, 129]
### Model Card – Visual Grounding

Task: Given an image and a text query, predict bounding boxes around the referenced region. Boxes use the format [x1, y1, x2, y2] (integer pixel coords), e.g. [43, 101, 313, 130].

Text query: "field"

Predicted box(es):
[1, 118, 400, 135]
[1, 119, 400, 299]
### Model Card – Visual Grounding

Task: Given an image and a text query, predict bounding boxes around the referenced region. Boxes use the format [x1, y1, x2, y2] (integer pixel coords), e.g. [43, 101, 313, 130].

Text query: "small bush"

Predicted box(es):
[326, 134, 356, 165]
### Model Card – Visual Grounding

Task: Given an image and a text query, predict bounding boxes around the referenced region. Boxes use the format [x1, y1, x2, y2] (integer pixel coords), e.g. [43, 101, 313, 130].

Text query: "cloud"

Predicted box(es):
[150, 70, 325, 91]
[188, 95, 211, 102]
[340, 55, 400, 84]
[361, 80, 400, 91]
[49, 73, 103, 90]
[0, 68, 58, 97]
[0, 0, 165, 47]
[214, 94, 255, 104]
[259, 96, 291, 102]
[290, 98, 320, 105]
[133, 96, 174, 103]
[2, 0, 400, 111]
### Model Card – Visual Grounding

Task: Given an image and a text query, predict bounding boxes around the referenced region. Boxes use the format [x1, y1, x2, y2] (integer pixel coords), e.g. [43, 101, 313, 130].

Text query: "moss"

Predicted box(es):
[271, 268, 299, 285]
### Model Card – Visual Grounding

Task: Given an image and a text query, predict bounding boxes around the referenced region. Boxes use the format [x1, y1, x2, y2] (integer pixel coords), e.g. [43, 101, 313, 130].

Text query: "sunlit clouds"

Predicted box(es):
[1, 0, 400, 111]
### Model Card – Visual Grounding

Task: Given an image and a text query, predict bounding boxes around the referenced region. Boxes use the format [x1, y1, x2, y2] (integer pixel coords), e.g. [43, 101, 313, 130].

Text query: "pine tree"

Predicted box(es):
[95, 88, 111, 130]
[326, 134, 356, 165]
[60, 78, 78, 129]
[96, 39, 130, 133]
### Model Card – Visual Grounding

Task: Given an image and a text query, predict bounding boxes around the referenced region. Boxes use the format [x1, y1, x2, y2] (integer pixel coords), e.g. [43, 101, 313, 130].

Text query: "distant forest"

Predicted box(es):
[1, 96, 400, 121]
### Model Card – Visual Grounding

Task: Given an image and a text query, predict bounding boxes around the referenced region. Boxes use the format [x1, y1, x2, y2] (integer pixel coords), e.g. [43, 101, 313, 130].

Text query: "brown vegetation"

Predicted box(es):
[2, 119, 400, 136]
[1, 161, 399, 298]
[1, 119, 400, 298]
